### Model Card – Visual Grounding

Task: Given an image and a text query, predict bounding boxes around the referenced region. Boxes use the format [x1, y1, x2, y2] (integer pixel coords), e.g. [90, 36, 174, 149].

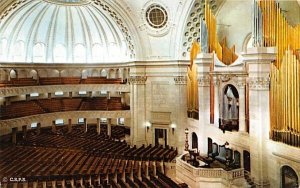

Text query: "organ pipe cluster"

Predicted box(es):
[256, 0, 300, 147]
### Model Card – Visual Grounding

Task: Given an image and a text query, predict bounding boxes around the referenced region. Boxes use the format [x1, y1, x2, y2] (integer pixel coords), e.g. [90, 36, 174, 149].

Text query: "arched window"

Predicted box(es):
[108, 42, 119, 61]
[13, 41, 25, 62]
[74, 44, 86, 63]
[33, 43, 45, 62]
[281, 166, 299, 188]
[92, 43, 104, 62]
[0, 38, 7, 60]
[54, 44, 67, 63]
[220, 84, 239, 132]
[192, 132, 198, 151]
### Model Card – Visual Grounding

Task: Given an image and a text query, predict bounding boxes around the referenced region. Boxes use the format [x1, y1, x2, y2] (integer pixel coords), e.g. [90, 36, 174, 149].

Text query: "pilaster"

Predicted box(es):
[242, 47, 276, 187]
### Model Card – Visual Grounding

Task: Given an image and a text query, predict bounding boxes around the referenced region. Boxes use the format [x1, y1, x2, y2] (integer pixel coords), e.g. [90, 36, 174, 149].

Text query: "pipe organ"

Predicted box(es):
[255, 0, 300, 147]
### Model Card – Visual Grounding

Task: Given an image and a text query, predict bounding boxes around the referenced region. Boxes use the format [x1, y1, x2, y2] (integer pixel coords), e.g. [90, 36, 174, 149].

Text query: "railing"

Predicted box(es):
[176, 153, 244, 181]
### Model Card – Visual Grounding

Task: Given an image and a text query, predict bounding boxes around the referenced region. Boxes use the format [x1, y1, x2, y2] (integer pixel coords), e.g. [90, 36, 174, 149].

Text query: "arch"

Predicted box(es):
[53, 44, 67, 63]
[9, 69, 17, 79]
[33, 43, 46, 62]
[13, 40, 25, 62]
[108, 69, 116, 79]
[243, 150, 251, 172]
[0, 69, 8, 81]
[281, 165, 299, 188]
[82, 69, 90, 79]
[29, 70, 38, 80]
[242, 33, 253, 52]
[220, 84, 239, 132]
[191, 132, 198, 151]
[207, 137, 213, 156]
[100, 69, 107, 78]
[92, 43, 104, 62]
[60, 70, 70, 77]
[0, 38, 7, 60]
[74, 44, 86, 63]
[47, 69, 60, 77]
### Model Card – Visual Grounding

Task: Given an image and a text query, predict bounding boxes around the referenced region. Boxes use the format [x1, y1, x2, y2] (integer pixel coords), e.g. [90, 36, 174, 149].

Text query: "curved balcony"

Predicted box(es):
[176, 153, 246, 188]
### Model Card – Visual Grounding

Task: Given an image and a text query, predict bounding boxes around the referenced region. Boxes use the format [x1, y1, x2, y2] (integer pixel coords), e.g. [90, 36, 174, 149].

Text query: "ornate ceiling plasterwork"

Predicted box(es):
[0, 0, 136, 63]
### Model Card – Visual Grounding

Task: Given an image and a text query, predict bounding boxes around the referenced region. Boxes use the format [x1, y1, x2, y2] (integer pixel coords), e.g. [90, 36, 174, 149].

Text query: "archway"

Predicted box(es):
[191, 132, 198, 151]
[243, 150, 251, 172]
[281, 165, 299, 188]
[220, 84, 239, 132]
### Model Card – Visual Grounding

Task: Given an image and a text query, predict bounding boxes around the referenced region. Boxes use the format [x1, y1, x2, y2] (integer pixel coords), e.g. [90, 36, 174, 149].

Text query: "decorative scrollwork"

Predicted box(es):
[197, 75, 210, 87]
[174, 76, 187, 85]
[128, 76, 147, 85]
[249, 77, 270, 90]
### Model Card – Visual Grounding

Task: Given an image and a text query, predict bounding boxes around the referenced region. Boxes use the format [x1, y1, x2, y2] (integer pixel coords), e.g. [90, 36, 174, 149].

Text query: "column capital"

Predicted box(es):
[174, 76, 187, 85]
[128, 76, 147, 85]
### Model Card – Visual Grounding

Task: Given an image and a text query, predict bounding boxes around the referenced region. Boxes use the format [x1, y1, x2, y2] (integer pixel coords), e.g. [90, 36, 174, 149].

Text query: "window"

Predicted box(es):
[54, 44, 67, 63]
[33, 43, 45, 62]
[74, 44, 86, 63]
[79, 91, 87, 95]
[78, 118, 84, 124]
[146, 4, 168, 29]
[55, 91, 64, 96]
[30, 93, 39, 97]
[100, 91, 107, 95]
[31, 122, 38, 128]
[100, 118, 107, 123]
[55, 119, 64, 125]
[118, 118, 124, 125]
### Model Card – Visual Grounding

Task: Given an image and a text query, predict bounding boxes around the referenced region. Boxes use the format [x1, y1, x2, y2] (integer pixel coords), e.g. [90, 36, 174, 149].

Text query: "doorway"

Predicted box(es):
[155, 128, 167, 147]
[281, 165, 299, 188]
[192, 132, 198, 151]
[243, 150, 251, 172]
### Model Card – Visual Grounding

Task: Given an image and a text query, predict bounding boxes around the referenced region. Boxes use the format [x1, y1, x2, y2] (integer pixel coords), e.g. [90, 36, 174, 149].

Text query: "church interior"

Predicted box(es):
[0, 0, 299, 187]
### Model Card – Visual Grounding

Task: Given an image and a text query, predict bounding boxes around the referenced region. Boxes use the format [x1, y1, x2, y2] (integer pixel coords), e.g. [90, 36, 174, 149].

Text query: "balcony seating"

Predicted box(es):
[0, 97, 125, 120]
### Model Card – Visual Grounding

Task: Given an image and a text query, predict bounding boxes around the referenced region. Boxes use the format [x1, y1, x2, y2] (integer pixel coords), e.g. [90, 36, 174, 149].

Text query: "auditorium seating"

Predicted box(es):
[0, 124, 179, 187]
[0, 97, 125, 120]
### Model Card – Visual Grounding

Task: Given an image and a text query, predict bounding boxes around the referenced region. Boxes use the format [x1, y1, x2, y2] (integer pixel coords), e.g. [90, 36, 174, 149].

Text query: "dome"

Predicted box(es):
[0, 0, 135, 63]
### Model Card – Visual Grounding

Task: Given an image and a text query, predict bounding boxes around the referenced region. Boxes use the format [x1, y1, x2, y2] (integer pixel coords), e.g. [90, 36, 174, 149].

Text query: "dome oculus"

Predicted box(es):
[146, 4, 168, 29]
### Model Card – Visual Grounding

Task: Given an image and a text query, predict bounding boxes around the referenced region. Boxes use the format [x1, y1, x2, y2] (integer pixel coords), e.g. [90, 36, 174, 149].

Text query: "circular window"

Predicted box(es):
[146, 4, 168, 29]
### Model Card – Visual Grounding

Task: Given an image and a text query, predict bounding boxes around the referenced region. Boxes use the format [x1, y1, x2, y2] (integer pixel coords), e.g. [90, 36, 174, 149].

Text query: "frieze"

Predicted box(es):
[174, 76, 187, 85]
[0, 84, 130, 97]
[248, 77, 270, 90]
[128, 76, 147, 85]
[197, 75, 211, 87]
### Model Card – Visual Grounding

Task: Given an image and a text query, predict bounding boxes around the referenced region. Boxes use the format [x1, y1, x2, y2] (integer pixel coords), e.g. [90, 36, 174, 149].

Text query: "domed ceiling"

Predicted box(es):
[0, 0, 135, 63]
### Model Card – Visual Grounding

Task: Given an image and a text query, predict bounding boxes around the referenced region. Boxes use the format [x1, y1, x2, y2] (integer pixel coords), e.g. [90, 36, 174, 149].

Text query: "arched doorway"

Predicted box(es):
[281, 166, 299, 188]
[243, 150, 251, 172]
[192, 132, 198, 151]
[220, 84, 239, 132]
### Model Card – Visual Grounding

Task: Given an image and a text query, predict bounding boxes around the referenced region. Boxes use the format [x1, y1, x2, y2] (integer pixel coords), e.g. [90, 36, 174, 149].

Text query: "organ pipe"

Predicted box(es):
[257, 0, 300, 146]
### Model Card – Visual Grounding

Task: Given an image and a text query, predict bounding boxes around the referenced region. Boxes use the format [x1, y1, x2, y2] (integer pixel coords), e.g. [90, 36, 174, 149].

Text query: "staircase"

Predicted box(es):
[244, 171, 256, 188]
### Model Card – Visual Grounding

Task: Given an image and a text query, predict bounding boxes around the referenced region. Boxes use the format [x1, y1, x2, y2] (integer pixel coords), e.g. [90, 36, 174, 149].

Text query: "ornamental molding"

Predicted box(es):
[248, 77, 270, 90]
[0, 84, 130, 97]
[197, 75, 210, 87]
[128, 76, 147, 85]
[174, 76, 187, 85]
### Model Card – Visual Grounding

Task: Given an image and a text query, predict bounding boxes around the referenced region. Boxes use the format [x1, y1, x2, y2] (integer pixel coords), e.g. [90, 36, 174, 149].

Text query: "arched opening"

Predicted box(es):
[100, 69, 107, 78]
[9, 69, 17, 80]
[207, 137, 213, 156]
[13, 41, 25, 62]
[220, 84, 239, 132]
[243, 150, 251, 172]
[33, 43, 45, 62]
[281, 166, 299, 188]
[74, 44, 86, 63]
[191, 132, 198, 151]
[54, 44, 67, 63]
[29, 70, 38, 80]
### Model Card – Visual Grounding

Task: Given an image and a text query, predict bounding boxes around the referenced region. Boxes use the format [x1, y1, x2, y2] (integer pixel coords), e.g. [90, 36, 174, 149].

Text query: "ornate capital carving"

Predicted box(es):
[249, 77, 270, 90]
[128, 76, 147, 85]
[174, 76, 187, 85]
[198, 75, 210, 87]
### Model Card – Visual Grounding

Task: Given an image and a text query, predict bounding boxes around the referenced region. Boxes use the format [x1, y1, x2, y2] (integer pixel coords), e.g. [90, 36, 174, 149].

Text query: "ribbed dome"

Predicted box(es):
[0, 0, 134, 63]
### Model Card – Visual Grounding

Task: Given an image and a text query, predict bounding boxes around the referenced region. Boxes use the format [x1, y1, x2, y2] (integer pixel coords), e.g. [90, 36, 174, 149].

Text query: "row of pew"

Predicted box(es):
[0, 77, 124, 87]
[0, 97, 126, 120]
[0, 124, 179, 188]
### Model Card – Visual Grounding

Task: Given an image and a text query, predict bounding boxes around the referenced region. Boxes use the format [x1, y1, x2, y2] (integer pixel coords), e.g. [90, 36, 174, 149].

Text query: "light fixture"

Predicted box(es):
[185, 128, 189, 151]
[145, 121, 151, 132]
[224, 141, 229, 148]
[171, 123, 176, 134]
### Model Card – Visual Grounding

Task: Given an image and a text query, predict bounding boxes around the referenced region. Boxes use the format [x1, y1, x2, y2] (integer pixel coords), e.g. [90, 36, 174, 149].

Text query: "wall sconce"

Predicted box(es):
[185, 128, 189, 151]
[171, 123, 176, 134]
[145, 121, 151, 132]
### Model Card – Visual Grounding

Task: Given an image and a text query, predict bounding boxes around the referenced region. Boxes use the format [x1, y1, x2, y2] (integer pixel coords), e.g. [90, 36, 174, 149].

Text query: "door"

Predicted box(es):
[155, 128, 167, 147]
[243, 150, 251, 172]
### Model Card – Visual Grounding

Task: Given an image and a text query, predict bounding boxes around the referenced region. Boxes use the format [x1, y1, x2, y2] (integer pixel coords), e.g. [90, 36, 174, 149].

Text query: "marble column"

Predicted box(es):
[107, 118, 112, 137]
[68, 119, 72, 132]
[195, 53, 213, 154]
[242, 47, 276, 187]
[84, 118, 88, 133]
[238, 83, 246, 132]
[129, 76, 147, 147]
[12, 127, 17, 144]
[97, 118, 101, 135]
[22, 125, 27, 139]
